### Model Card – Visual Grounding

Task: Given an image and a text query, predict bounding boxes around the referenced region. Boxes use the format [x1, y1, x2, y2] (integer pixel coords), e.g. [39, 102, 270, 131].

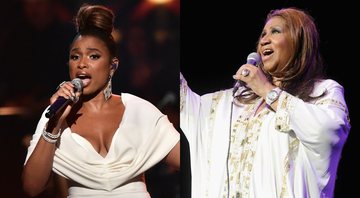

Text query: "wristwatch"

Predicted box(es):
[265, 87, 282, 106]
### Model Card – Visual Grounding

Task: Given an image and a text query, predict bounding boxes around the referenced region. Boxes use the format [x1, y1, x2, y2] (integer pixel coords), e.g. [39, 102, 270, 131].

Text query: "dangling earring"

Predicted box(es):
[104, 75, 112, 101]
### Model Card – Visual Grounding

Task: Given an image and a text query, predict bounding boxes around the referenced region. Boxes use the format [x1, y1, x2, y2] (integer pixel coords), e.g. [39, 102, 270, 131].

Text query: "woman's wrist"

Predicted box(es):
[42, 126, 61, 144]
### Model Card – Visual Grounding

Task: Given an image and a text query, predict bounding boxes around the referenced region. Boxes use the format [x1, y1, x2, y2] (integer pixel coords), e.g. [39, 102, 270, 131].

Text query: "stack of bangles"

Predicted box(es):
[42, 127, 61, 144]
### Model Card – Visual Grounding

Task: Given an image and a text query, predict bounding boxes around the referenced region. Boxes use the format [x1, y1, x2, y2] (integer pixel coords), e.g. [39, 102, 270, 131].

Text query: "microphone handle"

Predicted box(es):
[45, 96, 72, 118]
[232, 80, 244, 96]
[232, 53, 260, 96]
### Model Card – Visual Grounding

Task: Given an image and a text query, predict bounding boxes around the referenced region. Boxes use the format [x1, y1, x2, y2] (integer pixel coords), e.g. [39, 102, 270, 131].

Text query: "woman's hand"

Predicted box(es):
[233, 64, 275, 98]
[49, 81, 81, 124]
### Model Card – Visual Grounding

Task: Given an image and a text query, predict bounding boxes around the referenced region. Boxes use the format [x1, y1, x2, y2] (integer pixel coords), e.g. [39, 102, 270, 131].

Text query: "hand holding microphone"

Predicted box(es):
[232, 52, 261, 96]
[45, 78, 83, 119]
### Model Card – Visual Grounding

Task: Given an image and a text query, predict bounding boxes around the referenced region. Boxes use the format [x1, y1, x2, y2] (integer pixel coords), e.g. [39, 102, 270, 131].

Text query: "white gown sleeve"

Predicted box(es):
[275, 79, 350, 149]
[24, 107, 50, 164]
[274, 79, 350, 190]
[180, 72, 202, 144]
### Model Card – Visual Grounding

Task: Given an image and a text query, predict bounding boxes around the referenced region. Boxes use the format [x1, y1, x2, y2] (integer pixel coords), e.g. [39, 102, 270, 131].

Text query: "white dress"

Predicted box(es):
[25, 93, 180, 198]
[180, 73, 350, 198]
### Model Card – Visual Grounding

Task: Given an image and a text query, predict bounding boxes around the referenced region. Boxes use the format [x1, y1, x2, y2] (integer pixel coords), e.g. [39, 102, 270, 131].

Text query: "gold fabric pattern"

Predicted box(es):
[180, 73, 187, 112]
[275, 93, 293, 132]
[222, 99, 270, 198]
[280, 135, 299, 198]
[315, 98, 350, 124]
[205, 91, 224, 197]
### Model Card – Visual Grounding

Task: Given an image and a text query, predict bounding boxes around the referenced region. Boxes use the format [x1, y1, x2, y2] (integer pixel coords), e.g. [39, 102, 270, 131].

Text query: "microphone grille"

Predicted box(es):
[246, 52, 261, 66]
[71, 78, 83, 92]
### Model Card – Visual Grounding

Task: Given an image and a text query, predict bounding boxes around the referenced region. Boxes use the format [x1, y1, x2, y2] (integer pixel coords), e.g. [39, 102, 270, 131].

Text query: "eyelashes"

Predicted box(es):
[69, 54, 101, 61]
[261, 27, 282, 38]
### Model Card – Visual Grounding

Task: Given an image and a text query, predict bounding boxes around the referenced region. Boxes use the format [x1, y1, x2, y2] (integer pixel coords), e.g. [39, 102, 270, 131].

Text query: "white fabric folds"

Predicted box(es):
[25, 93, 180, 197]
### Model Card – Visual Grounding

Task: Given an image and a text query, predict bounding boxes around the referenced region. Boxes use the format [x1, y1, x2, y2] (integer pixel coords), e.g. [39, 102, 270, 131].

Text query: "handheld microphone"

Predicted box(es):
[232, 52, 261, 96]
[45, 78, 83, 118]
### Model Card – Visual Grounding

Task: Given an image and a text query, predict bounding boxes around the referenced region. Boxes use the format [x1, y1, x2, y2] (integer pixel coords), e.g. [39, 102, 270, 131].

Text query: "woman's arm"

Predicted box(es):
[22, 120, 62, 197]
[274, 80, 350, 151]
[165, 141, 180, 170]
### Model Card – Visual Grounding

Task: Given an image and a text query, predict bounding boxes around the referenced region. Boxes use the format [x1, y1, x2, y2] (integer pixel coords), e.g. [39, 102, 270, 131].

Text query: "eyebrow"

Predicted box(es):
[70, 47, 101, 53]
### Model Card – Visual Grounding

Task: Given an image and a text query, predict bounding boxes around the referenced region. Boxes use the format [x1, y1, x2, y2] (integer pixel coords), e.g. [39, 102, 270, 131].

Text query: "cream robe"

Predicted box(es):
[180, 73, 350, 198]
[25, 93, 180, 197]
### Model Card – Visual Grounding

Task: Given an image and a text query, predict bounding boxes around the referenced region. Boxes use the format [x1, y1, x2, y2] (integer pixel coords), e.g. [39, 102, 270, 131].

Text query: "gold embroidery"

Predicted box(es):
[275, 94, 291, 132]
[205, 91, 224, 197]
[280, 135, 299, 198]
[316, 98, 350, 123]
[315, 98, 347, 112]
[222, 99, 270, 197]
[179, 73, 187, 112]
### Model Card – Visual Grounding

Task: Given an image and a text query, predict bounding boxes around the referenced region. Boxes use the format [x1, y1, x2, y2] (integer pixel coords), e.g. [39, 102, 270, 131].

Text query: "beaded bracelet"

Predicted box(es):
[42, 133, 58, 144]
[42, 127, 61, 144]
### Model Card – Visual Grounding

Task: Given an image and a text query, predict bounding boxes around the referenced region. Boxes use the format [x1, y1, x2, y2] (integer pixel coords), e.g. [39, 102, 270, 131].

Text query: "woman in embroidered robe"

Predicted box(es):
[180, 7, 350, 198]
[22, 4, 180, 198]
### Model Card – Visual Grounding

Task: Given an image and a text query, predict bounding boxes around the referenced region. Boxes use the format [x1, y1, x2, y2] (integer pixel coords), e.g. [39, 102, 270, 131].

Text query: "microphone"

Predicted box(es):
[45, 78, 83, 119]
[232, 52, 261, 96]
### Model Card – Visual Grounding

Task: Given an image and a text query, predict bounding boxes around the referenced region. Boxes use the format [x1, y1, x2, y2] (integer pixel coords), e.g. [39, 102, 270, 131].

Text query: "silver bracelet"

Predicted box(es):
[42, 133, 58, 144]
[42, 127, 61, 144]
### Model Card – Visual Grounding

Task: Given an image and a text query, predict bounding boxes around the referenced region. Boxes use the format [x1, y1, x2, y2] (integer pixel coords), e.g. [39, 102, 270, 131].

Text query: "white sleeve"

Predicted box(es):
[24, 107, 50, 164]
[180, 72, 202, 144]
[274, 79, 350, 154]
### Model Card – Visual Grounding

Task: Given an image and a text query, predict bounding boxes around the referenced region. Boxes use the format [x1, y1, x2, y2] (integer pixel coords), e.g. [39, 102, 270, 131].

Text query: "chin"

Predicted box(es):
[80, 88, 90, 96]
[264, 60, 277, 70]
[262, 65, 272, 72]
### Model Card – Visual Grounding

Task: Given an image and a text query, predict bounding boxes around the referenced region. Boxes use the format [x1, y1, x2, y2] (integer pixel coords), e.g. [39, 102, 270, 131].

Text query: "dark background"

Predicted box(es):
[181, 0, 358, 197]
[0, 0, 180, 197]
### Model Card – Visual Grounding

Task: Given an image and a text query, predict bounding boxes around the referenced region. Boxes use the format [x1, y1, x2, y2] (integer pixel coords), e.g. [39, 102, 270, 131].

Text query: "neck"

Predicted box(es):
[79, 93, 112, 111]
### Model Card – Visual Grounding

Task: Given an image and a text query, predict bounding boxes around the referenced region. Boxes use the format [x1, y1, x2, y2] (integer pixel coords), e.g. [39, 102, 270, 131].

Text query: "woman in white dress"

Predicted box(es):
[181, 7, 350, 198]
[22, 4, 180, 197]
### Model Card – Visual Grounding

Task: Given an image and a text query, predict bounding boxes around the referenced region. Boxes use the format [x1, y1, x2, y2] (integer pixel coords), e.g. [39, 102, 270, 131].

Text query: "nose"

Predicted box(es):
[260, 37, 270, 46]
[77, 58, 88, 69]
